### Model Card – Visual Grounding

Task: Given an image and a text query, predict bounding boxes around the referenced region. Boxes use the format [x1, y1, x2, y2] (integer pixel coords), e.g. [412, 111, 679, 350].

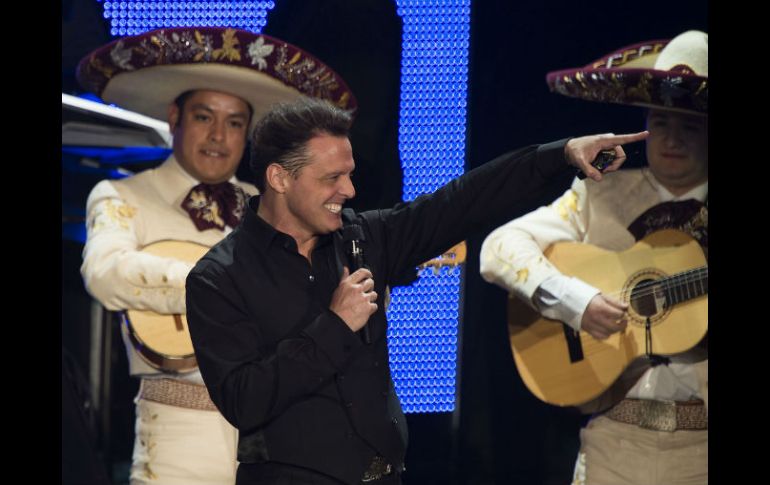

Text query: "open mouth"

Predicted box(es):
[201, 149, 228, 158]
[324, 203, 342, 214]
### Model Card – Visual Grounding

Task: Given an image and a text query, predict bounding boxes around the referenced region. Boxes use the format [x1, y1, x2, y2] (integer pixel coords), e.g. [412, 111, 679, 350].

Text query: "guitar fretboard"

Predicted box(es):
[658, 266, 708, 306]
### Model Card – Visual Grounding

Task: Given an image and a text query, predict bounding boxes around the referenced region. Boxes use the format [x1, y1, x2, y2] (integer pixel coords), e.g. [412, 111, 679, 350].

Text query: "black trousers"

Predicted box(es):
[236, 462, 402, 485]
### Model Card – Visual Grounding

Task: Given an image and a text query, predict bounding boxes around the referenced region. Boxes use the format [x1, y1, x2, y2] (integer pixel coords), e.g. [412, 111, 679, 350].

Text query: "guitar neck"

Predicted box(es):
[658, 266, 708, 306]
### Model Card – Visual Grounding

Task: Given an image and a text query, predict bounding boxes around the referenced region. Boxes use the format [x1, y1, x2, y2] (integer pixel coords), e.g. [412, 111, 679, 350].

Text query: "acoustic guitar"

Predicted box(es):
[507, 229, 707, 407]
[125, 240, 468, 373]
[418, 241, 466, 274]
[123, 240, 209, 373]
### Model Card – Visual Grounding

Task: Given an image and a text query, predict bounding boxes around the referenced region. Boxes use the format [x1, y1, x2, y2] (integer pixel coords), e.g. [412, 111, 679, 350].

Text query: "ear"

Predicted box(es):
[265, 163, 290, 194]
[167, 103, 180, 132]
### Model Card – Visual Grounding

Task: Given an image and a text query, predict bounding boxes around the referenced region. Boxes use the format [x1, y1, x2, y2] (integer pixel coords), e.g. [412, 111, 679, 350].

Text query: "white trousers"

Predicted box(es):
[572, 415, 707, 485]
[130, 397, 239, 485]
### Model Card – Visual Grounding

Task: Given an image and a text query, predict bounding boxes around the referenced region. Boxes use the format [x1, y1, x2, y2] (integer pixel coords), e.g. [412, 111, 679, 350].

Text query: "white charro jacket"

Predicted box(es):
[81, 156, 258, 380]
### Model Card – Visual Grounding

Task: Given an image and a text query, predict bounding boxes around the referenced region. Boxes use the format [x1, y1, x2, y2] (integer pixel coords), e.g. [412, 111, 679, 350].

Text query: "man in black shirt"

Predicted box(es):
[185, 98, 648, 484]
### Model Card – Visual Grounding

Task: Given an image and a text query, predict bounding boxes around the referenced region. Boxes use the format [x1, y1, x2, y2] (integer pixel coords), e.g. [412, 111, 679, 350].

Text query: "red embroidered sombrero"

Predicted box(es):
[77, 27, 358, 131]
[546, 30, 707, 115]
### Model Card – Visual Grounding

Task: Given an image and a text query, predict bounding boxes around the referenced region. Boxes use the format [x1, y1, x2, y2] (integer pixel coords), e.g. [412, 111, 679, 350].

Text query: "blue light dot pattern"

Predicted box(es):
[387, 0, 470, 414]
[97, 0, 277, 36]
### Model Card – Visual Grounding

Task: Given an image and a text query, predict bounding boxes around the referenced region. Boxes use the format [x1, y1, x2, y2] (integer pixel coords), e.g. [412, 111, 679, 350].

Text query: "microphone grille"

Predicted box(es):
[342, 224, 365, 242]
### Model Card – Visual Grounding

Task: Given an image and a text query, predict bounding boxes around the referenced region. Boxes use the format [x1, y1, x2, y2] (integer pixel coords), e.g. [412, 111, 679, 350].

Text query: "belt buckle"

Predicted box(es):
[637, 399, 677, 432]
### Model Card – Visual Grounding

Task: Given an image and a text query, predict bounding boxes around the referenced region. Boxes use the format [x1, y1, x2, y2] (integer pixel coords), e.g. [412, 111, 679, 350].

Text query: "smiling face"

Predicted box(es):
[168, 90, 250, 184]
[645, 109, 708, 195]
[273, 134, 356, 241]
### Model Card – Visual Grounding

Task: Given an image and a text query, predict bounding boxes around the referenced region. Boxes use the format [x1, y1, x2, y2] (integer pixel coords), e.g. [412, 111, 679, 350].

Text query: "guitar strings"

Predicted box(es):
[605, 267, 708, 296]
[599, 267, 708, 301]
[603, 270, 708, 300]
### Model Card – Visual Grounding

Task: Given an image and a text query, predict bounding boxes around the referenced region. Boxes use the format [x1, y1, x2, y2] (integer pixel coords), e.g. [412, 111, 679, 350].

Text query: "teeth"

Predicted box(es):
[324, 204, 342, 214]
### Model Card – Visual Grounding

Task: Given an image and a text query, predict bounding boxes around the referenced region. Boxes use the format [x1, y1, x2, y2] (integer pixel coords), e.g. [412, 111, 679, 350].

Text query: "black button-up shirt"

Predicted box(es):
[186, 140, 570, 484]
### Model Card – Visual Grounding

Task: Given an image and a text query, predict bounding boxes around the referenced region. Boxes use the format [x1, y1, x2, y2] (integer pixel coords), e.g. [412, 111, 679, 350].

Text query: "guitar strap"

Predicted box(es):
[627, 197, 708, 259]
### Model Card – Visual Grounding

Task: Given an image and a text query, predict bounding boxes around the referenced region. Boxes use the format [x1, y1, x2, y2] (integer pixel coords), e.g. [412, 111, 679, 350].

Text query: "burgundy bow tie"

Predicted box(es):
[181, 182, 248, 231]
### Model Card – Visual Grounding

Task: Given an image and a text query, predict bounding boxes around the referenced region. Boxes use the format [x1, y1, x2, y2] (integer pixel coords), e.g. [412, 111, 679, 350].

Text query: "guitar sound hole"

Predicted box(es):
[630, 278, 667, 316]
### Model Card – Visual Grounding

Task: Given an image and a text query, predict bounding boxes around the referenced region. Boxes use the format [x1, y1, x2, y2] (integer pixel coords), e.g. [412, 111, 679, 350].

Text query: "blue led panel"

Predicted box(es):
[98, 1, 277, 35]
[387, 0, 470, 413]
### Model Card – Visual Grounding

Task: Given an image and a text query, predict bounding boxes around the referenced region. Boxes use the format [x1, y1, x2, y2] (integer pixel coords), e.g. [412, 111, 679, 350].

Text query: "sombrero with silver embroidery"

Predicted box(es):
[77, 27, 357, 131]
[546, 30, 707, 115]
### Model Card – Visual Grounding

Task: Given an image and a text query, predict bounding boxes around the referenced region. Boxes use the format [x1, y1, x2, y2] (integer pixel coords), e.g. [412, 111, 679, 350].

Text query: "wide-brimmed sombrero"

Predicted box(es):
[77, 27, 358, 131]
[546, 30, 707, 115]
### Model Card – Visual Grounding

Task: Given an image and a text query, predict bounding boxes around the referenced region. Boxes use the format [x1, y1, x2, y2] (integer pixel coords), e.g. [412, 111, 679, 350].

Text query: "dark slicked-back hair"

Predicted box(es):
[249, 98, 353, 192]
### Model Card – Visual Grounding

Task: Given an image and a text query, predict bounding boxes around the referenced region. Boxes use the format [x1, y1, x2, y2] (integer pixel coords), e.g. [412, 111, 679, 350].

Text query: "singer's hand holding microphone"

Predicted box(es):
[330, 267, 378, 333]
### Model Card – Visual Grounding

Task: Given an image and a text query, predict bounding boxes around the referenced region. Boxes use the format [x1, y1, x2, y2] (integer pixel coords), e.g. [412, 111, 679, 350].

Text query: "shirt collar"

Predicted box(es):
[655, 179, 708, 203]
[242, 196, 334, 253]
[157, 155, 240, 205]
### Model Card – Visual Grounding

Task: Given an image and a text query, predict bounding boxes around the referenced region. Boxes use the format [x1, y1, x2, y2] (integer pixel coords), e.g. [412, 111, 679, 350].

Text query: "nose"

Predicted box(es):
[209, 120, 226, 142]
[340, 175, 356, 199]
[662, 124, 685, 149]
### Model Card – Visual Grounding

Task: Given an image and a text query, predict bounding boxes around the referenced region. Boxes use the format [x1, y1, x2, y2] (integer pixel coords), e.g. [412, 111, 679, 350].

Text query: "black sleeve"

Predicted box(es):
[364, 139, 572, 281]
[186, 262, 363, 431]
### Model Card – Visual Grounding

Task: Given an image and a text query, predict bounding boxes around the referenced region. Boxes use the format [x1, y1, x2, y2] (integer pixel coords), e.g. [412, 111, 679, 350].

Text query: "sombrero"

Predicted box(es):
[546, 30, 707, 115]
[77, 27, 358, 131]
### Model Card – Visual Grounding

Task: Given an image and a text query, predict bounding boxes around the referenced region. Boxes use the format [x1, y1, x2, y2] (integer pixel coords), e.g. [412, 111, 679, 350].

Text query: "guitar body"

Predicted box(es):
[508, 229, 707, 407]
[124, 240, 210, 373]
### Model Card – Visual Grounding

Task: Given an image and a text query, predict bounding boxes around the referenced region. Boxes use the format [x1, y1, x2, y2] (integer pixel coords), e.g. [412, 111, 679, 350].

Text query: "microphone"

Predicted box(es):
[576, 149, 616, 180]
[576, 147, 643, 180]
[342, 224, 372, 345]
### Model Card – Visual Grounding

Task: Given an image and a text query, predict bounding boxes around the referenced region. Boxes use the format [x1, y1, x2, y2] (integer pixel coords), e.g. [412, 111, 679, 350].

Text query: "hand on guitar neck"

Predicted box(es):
[581, 294, 629, 340]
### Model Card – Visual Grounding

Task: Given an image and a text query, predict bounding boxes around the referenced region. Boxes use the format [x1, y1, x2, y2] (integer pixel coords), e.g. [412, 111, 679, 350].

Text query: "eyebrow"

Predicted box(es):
[648, 112, 703, 123]
[322, 168, 355, 177]
[189, 103, 249, 119]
